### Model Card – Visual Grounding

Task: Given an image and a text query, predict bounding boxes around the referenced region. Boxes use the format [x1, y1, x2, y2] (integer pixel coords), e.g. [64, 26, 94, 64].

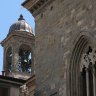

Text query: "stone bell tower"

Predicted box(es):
[1, 15, 35, 80]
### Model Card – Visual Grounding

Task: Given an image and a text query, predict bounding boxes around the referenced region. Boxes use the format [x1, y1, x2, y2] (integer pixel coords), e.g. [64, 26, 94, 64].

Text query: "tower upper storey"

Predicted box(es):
[8, 14, 33, 36]
[1, 15, 35, 80]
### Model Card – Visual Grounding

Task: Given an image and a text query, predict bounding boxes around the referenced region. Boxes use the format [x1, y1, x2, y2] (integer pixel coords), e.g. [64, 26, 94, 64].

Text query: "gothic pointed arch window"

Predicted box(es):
[80, 46, 96, 96]
[68, 35, 96, 96]
[6, 47, 12, 73]
[18, 44, 32, 73]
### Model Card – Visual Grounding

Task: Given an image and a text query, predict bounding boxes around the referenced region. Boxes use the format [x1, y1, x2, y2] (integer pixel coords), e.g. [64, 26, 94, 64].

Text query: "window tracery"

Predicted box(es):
[80, 46, 96, 96]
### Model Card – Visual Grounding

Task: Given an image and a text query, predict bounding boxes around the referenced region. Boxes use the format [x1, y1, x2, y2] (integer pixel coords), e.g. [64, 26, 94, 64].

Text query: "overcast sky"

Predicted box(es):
[0, 0, 35, 74]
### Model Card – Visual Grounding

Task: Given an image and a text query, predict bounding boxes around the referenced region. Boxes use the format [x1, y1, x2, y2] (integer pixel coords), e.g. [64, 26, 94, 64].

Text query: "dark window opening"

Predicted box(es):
[88, 63, 94, 96]
[81, 66, 87, 96]
[80, 46, 95, 96]
[6, 47, 12, 73]
[18, 45, 32, 73]
[0, 87, 9, 96]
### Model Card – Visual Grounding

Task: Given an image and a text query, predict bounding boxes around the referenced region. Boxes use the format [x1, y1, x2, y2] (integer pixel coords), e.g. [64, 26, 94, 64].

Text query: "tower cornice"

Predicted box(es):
[22, 0, 55, 17]
[1, 31, 34, 47]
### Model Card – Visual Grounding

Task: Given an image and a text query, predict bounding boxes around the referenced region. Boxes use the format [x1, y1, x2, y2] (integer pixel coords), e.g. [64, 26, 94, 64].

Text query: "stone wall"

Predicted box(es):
[34, 0, 96, 96]
[23, 0, 96, 96]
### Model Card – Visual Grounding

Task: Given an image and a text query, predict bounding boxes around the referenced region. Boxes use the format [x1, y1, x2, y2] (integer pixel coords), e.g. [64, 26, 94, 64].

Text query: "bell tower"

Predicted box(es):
[1, 15, 35, 80]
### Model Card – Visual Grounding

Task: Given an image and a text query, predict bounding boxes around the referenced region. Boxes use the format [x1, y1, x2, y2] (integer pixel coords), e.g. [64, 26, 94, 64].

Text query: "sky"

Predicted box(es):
[0, 0, 35, 74]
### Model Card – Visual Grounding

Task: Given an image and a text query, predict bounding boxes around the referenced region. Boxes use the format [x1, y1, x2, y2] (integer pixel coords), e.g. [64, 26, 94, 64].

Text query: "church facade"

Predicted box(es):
[1, 0, 96, 96]
[22, 0, 96, 96]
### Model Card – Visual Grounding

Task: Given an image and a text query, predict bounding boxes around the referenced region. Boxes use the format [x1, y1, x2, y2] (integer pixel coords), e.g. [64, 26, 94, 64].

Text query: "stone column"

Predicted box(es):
[10, 87, 20, 96]
[3, 47, 6, 71]
[86, 69, 89, 96]
[12, 44, 19, 72]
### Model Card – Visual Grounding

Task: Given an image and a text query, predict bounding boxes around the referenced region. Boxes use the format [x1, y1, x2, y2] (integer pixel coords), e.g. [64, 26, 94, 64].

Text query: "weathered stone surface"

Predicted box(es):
[23, 0, 96, 96]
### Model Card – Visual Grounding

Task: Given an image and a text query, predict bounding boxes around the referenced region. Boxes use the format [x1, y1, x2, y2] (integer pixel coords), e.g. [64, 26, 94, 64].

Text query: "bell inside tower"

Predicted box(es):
[18, 44, 32, 73]
[1, 15, 34, 80]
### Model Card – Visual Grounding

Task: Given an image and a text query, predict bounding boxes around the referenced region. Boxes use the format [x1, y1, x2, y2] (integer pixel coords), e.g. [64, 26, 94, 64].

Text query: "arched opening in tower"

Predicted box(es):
[6, 47, 12, 73]
[18, 44, 32, 73]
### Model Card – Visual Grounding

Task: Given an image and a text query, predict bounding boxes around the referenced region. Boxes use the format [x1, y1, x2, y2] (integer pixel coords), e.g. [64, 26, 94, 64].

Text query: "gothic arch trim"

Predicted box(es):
[68, 35, 90, 96]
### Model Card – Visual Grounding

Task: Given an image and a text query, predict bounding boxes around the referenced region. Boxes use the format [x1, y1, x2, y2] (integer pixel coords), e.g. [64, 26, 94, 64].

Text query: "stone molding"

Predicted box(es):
[22, 0, 55, 17]
[1, 31, 34, 47]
